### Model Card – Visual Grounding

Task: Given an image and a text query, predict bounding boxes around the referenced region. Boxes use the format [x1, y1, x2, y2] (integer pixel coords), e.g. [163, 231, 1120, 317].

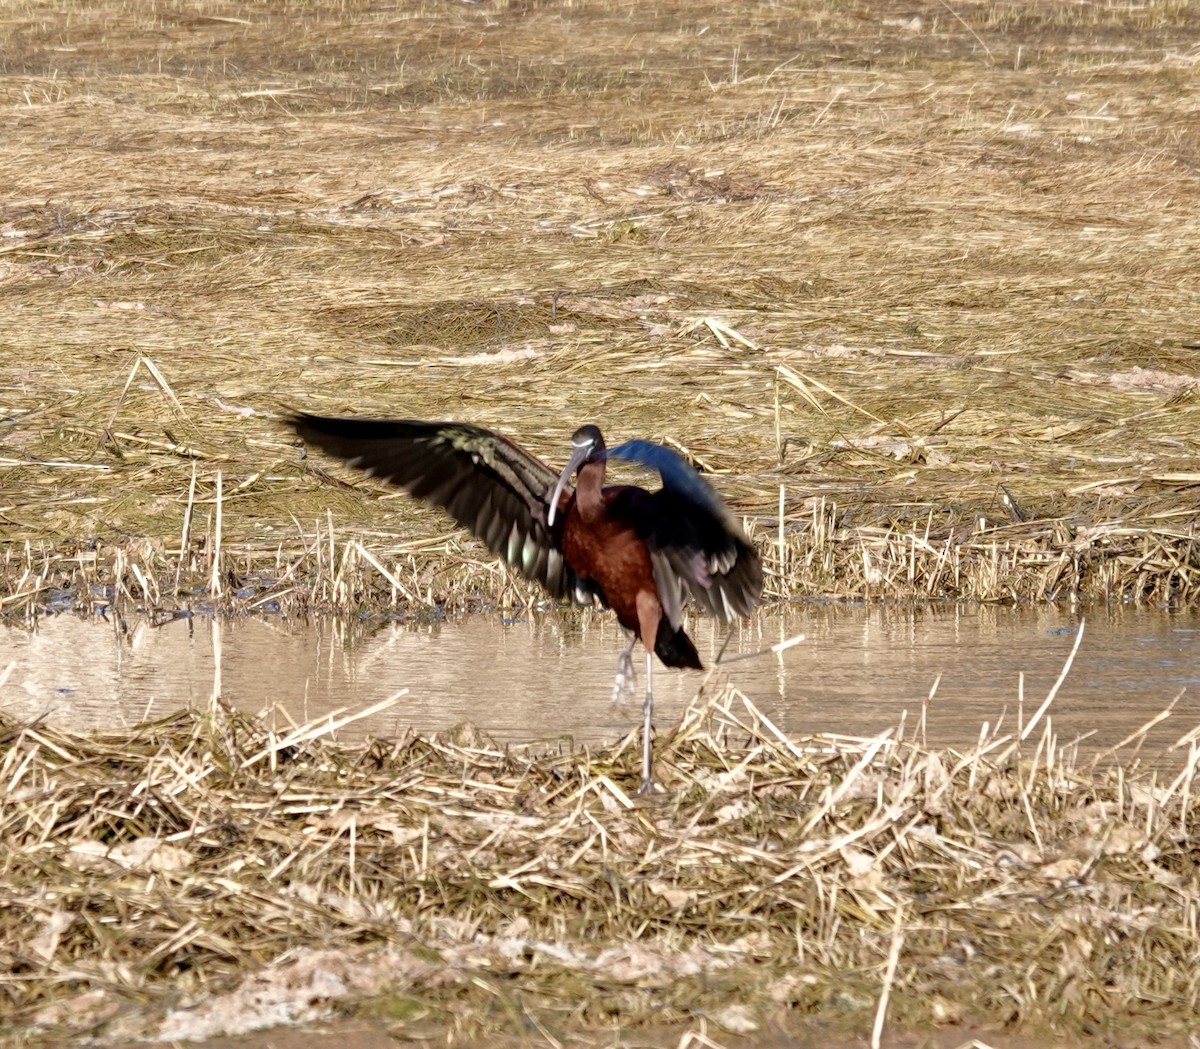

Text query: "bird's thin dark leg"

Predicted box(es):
[636, 650, 655, 795]
[611, 633, 637, 703]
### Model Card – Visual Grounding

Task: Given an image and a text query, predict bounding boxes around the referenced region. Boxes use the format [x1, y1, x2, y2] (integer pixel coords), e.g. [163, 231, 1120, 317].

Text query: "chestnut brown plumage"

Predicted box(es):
[288, 412, 763, 794]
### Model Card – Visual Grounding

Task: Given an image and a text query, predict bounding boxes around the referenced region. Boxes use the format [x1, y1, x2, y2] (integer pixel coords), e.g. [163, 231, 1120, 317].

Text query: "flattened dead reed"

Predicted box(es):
[2, 0, 1200, 618]
[2, 689, 1197, 1043]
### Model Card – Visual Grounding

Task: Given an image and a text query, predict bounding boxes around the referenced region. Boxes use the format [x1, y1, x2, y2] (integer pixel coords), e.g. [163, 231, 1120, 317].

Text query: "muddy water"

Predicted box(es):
[3, 605, 1198, 758]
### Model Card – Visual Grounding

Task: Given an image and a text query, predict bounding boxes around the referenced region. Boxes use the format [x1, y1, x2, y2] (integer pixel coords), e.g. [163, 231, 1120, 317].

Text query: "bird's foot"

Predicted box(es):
[611, 648, 636, 704]
[634, 775, 656, 797]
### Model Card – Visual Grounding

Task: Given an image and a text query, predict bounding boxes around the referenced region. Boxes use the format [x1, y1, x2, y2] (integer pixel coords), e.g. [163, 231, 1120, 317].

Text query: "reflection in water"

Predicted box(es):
[3, 604, 1199, 758]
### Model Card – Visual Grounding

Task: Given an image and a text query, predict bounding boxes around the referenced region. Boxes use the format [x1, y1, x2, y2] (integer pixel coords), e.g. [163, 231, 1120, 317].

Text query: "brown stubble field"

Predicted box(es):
[2, 0, 1199, 610]
[3, 3, 1200, 1047]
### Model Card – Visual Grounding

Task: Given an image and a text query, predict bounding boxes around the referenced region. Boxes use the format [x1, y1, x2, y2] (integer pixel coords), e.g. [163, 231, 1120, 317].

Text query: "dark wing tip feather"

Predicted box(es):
[288, 412, 450, 454]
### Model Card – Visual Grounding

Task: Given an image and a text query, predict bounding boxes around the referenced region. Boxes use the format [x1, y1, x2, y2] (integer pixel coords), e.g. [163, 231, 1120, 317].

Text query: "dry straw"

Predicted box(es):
[0, 686, 1197, 1043]
[1, 0, 1198, 619]
[2, 0, 1200, 1043]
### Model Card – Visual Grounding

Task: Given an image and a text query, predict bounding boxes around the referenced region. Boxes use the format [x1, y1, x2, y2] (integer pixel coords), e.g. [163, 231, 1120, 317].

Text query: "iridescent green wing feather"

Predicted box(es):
[289, 413, 599, 605]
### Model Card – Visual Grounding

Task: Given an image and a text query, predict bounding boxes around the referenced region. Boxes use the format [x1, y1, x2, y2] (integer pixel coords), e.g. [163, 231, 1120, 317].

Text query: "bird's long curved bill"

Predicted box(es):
[546, 445, 591, 527]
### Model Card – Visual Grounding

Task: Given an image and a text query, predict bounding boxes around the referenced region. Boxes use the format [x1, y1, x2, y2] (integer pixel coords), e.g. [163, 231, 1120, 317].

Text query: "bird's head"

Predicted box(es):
[547, 425, 605, 526]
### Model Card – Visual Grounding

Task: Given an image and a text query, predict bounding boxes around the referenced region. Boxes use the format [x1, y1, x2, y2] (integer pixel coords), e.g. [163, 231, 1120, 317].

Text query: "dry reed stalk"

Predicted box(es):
[0, 687, 1196, 1044]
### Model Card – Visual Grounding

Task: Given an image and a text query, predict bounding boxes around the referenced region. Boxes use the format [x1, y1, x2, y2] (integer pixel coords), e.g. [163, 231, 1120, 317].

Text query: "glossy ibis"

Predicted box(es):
[288, 413, 763, 793]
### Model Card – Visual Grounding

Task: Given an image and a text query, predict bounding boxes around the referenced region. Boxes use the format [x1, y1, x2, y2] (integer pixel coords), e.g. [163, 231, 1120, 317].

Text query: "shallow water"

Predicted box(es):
[3, 604, 1199, 759]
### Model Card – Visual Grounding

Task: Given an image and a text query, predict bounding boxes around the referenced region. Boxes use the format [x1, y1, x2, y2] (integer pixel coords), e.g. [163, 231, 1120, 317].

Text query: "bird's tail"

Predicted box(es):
[654, 620, 703, 670]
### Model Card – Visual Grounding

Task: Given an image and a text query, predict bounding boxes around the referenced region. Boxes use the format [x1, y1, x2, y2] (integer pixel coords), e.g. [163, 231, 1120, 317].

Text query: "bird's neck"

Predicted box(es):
[573, 459, 607, 522]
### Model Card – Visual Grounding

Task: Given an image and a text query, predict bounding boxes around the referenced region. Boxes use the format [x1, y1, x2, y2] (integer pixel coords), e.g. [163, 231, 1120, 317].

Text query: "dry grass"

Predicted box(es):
[2, 2, 1200, 1044]
[1, 0, 1199, 616]
[1, 688, 1198, 1044]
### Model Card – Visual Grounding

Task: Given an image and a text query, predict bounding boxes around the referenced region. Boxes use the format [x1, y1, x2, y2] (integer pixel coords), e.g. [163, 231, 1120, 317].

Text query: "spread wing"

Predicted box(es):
[288, 413, 599, 604]
[606, 439, 762, 625]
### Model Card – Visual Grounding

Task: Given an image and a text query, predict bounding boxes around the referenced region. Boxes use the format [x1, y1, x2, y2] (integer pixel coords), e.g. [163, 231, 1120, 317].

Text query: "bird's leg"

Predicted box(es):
[611, 633, 638, 703]
[633, 590, 663, 796]
[637, 650, 655, 796]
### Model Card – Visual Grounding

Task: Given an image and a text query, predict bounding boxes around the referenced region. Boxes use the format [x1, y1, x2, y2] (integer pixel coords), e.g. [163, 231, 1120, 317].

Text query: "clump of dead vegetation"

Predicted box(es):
[3, 470, 1199, 625]
[1, 688, 1197, 1044]
[2, 0, 1200, 619]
